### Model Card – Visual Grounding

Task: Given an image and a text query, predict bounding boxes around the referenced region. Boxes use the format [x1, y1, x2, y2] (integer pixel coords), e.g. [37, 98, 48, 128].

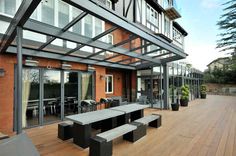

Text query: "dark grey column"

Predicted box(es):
[61, 71, 65, 120]
[163, 64, 169, 109]
[150, 68, 154, 108]
[16, 27, 23, 134]
[160, 65, 163, 109]
[39, 68, 44, 126]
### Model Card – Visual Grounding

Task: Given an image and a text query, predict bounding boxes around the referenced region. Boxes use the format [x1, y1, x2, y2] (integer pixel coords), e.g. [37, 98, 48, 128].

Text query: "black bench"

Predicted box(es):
[58, 121, 73, 140]
[89, 123, 145, 156]
[134, 114, 162, 128]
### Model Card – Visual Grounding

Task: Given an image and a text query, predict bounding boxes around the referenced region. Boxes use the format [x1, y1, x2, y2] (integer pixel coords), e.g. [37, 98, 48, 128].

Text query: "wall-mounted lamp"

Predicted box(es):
[88, 65, 95, 71]
[100, 74, 105, 80]
[0, 68, 6, 77]
[25, 57, 39, 67]
[61, 62, 72, 70]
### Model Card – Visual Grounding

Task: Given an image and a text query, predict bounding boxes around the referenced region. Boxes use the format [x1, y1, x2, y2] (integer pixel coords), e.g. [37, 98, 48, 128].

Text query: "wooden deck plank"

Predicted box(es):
[25, 95, 236, 156]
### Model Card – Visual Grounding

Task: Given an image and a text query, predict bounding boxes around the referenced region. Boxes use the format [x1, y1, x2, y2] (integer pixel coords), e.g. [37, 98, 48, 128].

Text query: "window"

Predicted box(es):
[146, 4, 159, 32]
[72, 7, 82, 34]
[106, 34, 114, 55]
[163, 0, 171, 9]
[84, 15, 93, 38]
[58, 1, 69, 28]
[41, 0, 55, 25]
[106, 0, 112, 9]
[94, 18, 103, 36]
[173, 28, 183, 44]
[164, 17, 170, 37]
[105, 75, 113, 93]
[0, 0, 16, 16]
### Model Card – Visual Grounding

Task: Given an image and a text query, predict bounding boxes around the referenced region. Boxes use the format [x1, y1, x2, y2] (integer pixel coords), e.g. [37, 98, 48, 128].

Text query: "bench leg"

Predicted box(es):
[116, 114, 129, 127]
[123, 122, 146, 142]
[73, 123, 91, 148]
[101, 117, 117, 132]
[149, 114, 162, 128]
[58, 123, 73, 140]
[90, 136, 112, 156]
[130, 109, 144, 121]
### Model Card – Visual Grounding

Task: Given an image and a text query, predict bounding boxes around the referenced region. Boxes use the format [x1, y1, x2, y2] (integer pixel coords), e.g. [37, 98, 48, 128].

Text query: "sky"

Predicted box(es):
[176, 0, 228, 71]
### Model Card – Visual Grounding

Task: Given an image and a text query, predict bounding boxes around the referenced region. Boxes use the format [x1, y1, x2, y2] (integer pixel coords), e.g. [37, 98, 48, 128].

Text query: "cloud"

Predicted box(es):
[201, 0, 221, 9]
[183, 41, 227, 71]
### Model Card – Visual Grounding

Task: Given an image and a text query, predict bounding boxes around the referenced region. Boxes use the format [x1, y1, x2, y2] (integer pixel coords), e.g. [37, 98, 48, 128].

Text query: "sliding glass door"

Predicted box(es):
[17, 67, 95, 129]
[64, 71, 78, 116]
[22, 68, 40, 128]
[43, 70, 61, 123]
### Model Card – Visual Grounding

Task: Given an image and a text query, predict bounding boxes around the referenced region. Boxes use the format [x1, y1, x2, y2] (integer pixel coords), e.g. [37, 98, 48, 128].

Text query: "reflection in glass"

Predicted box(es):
[81, 73, 93, 100]
[58, 1, 69, 28]
[0, 0, 16, 16]
[41, 0, 55, 25]
[84, 15, 93, 38]
[22, 68, 40, 128]
[64, 72, 78, 115]
[43, 70, 61, 123]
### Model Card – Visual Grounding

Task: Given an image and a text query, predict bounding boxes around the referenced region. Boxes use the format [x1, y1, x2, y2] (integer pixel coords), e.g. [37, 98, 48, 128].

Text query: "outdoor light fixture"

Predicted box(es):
[88, 65, 95, 71]
[0, 68, 6, 77]
[25, 58, 39, 67]
[61, 62, 72, 70]
[100, 74, 105, 80]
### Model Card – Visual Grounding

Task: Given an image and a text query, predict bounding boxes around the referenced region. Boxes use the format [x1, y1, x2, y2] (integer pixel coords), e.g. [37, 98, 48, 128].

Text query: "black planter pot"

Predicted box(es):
[171, 103, 179, 111]
[180, 99, 188, 107]
[200, 94, 206, 99]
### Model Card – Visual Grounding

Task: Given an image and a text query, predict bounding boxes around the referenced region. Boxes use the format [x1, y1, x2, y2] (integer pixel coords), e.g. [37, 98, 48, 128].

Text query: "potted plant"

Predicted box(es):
[200, 85, 207, 99]
[171, 102, 179, 111]
[171, 87, 180, 111]
[180, 85, 189, 107]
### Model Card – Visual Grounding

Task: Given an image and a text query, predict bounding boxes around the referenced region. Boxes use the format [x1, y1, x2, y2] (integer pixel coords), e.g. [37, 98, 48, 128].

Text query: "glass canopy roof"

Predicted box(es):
[0, 0, 187, 70]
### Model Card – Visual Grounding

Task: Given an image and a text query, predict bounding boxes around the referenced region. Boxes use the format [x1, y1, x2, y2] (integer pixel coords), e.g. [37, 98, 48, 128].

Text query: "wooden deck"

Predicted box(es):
[26, 95, 236, 156]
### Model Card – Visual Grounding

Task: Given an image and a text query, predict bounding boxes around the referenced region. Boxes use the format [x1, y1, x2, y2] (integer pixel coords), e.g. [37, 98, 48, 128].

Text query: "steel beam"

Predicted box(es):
[161, 55, 183, 64]
[16, 27, 23, 134]
[86, 35, 138, 58]
[7, 46, 136, 70]
[62, 0, 187, 58]
[142, 48, 161, 55]
[0, 0, 41, 53]
[23, 20, 161, 64]
[152, 52, 171, 58]
[66, 26, 118, 55]
[38, 11, 88, 50]
[104, 42, 151, 61]
[116, 58, 132, 63]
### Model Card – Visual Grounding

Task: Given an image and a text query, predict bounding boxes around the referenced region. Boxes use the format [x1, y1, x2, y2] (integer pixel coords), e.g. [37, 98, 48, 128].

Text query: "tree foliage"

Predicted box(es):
[217, 0, 236, 54]
[204, 56, 236, 84]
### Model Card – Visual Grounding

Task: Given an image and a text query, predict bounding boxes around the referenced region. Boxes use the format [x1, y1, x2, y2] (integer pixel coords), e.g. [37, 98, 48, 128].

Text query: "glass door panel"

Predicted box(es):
[81, 73, 93, 100]
[22, 68, 40, 128]
[43, 70, 61, 123]
[64, 71, 78, 116]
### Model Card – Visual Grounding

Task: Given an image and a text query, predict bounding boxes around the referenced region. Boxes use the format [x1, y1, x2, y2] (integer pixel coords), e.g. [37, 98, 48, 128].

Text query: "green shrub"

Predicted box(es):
[181, 85, 190, 100]
[200, 85, 207, 95]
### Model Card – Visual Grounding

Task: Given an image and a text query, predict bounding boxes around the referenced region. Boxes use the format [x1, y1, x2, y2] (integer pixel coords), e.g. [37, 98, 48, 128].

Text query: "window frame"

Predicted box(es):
[105, 74, 113, 94]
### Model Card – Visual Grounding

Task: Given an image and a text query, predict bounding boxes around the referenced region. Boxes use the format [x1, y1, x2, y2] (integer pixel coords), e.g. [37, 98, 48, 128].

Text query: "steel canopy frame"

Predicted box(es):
[62, 0, 187, 58]
[0, 0, 41, 53]
[23, 19, 162, 64]
[0, 0, 187, 71]
[7, 45, 136, 70]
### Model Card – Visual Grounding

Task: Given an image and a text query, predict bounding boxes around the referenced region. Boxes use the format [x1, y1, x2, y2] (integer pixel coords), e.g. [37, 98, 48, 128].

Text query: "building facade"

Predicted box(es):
[0, 0, 202, 134]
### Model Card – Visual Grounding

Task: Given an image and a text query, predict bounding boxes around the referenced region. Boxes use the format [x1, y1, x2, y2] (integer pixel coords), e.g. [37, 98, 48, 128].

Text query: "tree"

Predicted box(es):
[217, 0, 236, 54]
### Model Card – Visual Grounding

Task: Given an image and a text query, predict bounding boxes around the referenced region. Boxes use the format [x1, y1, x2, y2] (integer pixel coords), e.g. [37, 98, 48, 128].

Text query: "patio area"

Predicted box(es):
[26, 95, 236, 156]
